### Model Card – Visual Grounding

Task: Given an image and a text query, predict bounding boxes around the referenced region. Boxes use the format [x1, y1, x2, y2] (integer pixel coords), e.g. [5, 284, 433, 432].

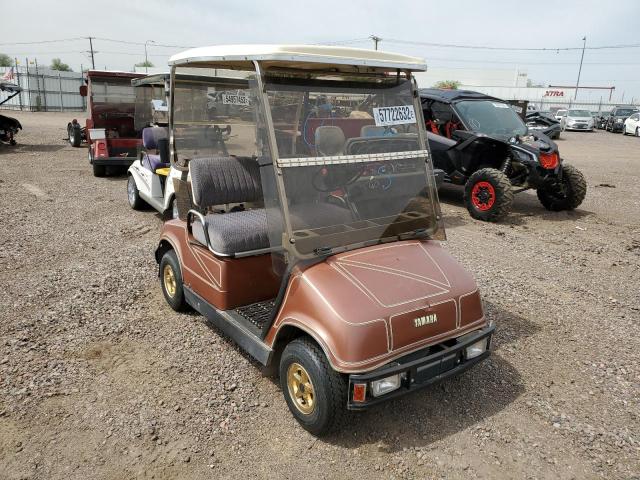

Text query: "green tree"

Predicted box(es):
[0, 53, 13, 67]
[51, 58, 72, 71]
[135, 60, 154, 68]
[433, 80, 461, 90]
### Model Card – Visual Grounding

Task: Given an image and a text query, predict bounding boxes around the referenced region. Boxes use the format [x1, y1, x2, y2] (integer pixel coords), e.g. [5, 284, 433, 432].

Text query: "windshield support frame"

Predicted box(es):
[252, 60, 297, 257]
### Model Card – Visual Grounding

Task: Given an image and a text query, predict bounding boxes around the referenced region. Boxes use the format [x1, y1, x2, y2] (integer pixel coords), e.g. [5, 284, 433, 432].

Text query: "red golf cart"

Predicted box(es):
[68, 70, 145, 176]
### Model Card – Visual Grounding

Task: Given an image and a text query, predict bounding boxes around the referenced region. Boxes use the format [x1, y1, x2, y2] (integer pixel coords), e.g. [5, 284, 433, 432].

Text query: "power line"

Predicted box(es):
[383, 38, 640, 52]
[92, 37, 194, 49]
[0, 37, 85, 46]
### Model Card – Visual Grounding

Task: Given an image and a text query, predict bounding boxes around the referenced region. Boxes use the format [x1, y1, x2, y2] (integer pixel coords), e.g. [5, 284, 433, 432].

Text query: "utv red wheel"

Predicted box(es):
[471, 181, 496, 211]
[463, 168, 514, 222]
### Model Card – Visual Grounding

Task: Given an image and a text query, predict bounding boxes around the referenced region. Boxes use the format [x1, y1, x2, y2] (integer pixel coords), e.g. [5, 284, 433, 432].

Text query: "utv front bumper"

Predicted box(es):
[347, 323, 495, 409]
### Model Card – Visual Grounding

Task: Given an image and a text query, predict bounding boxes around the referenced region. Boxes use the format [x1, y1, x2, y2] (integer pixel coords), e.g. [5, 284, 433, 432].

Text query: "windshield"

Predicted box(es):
[263, 76, 441, 257]
[454, 100, 527, 138]
[615, 108, 637, 116]
[172, 73, 256, 168]
[91, 79, 135, 106]
[134, 83, 166, 130]
[568, 110, 591, 117]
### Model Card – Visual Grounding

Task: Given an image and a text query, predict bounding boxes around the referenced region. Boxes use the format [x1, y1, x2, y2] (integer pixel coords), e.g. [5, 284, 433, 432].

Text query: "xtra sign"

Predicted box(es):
[544, 90, 565, 97]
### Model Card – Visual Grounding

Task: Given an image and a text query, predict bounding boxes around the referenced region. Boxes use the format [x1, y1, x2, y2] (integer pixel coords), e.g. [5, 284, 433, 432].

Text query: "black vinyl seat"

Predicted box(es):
[189, 157, 271, 256]
[189, 156, 354, 256]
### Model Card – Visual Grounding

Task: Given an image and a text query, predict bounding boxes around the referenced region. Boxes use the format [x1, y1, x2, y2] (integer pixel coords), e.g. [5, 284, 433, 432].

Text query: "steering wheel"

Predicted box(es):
[311, 165, 363, 192]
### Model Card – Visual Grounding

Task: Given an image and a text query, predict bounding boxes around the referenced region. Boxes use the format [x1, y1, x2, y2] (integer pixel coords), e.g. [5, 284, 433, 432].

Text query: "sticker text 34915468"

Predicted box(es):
[373, 105, 417, 127]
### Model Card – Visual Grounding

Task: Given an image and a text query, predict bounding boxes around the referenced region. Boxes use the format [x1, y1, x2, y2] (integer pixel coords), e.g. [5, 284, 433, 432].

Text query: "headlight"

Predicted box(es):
[567, 119, 575, 125]
[617, 118, 623, 123]
[465, 338, 488, 359]
[371, 373, 404, 397]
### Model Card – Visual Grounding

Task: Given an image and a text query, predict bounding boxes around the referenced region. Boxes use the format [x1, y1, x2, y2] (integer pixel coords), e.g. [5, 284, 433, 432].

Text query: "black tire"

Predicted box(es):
[127, 175, 146, 210]
[163, 196, 178, 221]
[279, 337, 347, 436]
[537, 163, 587, 211]
[92, 162, 106, 177]
[463, 168, 514, 222]
[159, 249, 188, 312]
[636, 127, 639, 137]
[69, 124, 82, 147]
[622, 126, 628, 135]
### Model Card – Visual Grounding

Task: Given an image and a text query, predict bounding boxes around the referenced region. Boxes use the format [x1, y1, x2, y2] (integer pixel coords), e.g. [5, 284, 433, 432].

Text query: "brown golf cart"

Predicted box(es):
[155, 45, 495, 435]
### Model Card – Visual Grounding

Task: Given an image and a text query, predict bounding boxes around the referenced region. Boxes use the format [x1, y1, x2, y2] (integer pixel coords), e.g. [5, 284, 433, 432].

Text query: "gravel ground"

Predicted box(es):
[0, 112, 638, 480]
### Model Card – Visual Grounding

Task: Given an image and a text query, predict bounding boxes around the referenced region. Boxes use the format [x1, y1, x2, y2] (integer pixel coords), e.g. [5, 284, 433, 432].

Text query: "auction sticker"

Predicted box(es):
[222, 92, 250, 106]
[373, 105, 416, 126]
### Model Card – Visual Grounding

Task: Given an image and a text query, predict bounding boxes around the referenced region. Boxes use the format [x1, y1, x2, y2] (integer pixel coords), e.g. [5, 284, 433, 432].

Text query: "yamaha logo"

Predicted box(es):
[414, 313, 437, 328]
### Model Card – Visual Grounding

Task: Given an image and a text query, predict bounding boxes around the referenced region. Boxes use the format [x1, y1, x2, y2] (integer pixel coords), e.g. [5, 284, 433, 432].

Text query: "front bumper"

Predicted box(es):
[92, 156, 137, 166]
[347, 323, 495, 409]
[610, 123, 624, 132]
[565, 124, 592, 131]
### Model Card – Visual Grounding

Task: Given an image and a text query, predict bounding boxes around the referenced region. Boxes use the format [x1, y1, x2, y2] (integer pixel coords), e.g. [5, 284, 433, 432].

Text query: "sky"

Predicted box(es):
[2, 0, 639, 102]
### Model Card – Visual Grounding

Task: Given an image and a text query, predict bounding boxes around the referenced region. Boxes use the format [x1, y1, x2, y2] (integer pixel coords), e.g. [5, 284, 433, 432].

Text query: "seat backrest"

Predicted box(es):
[142, 126, 168, 150]
[315, 126, 345, 156]
[361, 125, 386, 137]
[190, 157, 262, 208]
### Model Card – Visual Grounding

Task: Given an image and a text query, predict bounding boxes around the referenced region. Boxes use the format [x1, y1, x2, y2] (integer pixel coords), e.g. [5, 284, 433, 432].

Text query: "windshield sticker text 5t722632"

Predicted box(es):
[373, 105, 417, 127]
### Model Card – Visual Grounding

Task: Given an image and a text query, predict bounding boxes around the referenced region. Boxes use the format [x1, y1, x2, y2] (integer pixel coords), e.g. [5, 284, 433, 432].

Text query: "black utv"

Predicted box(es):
[420, 89, 587, 222]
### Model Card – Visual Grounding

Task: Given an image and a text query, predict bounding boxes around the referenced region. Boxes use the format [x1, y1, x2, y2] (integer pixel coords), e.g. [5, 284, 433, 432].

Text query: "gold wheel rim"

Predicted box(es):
[287, 362, 315, 415]
[163, 264, 177, 298]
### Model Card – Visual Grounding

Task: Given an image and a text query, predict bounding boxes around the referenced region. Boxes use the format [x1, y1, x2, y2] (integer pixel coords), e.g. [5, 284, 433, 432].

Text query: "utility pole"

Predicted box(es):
[574, 36, 586, 100]
[86, 37, 96, 69]
[144, 40, 155, 73]
[370, 35, 381, 51]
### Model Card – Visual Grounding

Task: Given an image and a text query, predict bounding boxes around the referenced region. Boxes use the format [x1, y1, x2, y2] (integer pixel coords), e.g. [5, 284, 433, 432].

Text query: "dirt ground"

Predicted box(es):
[0, 112, 638, 480]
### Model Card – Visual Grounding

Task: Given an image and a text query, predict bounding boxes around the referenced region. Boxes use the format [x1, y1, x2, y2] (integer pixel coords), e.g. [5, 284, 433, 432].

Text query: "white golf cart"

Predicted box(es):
[127, 73, 244, 218]
[126, 74, 177, 218]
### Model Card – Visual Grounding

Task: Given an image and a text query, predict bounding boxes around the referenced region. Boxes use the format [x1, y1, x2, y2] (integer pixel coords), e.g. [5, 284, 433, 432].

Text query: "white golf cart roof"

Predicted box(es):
[169, 44, 427, 73]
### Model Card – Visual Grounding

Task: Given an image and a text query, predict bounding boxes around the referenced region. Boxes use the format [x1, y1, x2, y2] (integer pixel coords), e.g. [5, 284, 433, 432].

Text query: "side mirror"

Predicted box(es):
[79, 85, 88, 97]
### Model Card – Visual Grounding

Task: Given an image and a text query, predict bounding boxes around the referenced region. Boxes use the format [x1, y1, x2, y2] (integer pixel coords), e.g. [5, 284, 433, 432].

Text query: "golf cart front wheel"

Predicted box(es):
[279, 337, 347, 436]
[537, 163, 587, 211]
[159, 249, 187, 311]
[127, 175, 146, 210]
[464, 168, 514, 222]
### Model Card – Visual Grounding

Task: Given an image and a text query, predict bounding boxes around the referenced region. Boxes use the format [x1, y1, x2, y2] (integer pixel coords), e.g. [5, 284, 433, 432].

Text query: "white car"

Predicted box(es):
[554, 109, 567, 130]
[623, 112, 640, 136]
[564, 109, 595, 132]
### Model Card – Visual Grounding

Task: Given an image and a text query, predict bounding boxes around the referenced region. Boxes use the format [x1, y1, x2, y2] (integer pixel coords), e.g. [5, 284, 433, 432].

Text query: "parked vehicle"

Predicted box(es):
[554, 109, 567, 130]
[605, 106, 639, 133]
[127, 73, 241, 218]
[421, 89, 587, 221]
[595, 114, 608, 130]
[564, 109, 594, 131]
[0, 80, 22, 145]
[622, 112, 640, 136]
[525, 111, 561, 139]
[68, 70, 145, 176]
[155, 45, 494, 435]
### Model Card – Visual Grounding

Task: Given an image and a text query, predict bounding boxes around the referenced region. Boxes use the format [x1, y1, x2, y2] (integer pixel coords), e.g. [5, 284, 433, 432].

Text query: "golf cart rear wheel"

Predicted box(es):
[127, 175, 146, 210]
[159, 249, 187, 311]
[90, 150, 106, 177]
[537, 163, 587, 211]
[279, 337, 347, 436]
[464, 168, 514, 222]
